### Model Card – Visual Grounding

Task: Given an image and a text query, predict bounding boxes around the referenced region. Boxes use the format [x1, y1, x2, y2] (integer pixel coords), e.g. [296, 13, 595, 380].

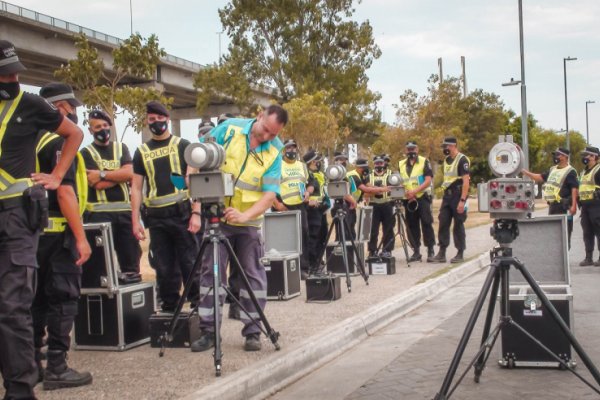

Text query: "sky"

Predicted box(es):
[10, 0, 600, 152]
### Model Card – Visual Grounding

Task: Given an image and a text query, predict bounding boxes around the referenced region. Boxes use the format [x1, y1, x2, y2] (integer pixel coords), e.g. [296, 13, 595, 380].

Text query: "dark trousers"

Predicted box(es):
[198, 224, 266, 337]
[32, 232, 81, 353]
[147, 212, 199, 309]
[404, 196, 436, 250]
[581, 203, 600, 253]
[549, 203, 573, 249]
[438, 191, 467, 251]
[315, 213, 328, 262]
[285, 203, 310, 273]
[306, 206, 324, 271]
[0, 206, 39, 400]
[368, 202, 395, 253]
[85, 211, 141, 274]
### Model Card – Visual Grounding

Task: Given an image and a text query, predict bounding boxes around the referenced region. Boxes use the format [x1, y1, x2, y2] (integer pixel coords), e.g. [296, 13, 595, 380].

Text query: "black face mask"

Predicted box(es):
[553, 157, 561, 165]
[443, 148, 451, 156]
[93, 128, 111, 144]
[582, 157, 590, 165]
[149, 120, 168, 136]
[285, 151, 297, 160]
[408, 152, 417, 160]
[67, 112, 78, 124]
[0, 81, 20, 100]
[315, 162, 322, 171]
[361, 168, 370, 177]
[375, 166, 385, 173]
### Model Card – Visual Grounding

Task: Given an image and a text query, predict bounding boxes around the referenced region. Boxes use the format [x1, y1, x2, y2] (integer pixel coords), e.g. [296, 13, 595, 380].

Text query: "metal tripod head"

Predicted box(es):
[490, 219, 519, 247]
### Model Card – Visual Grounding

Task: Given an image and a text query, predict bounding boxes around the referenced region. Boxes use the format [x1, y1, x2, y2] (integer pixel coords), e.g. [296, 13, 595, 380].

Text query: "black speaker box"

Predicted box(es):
[306, 275, 342, 302]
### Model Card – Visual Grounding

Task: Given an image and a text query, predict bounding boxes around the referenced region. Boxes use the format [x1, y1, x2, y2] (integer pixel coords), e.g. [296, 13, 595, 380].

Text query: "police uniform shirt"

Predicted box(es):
[36, 133, 76, 214]
[405, 158, 434, 179]
[81, 143, 132, 203]
[1, 92, 63, 180]
[542, 168, 579, 200]
[132, 137, 190, 197]
[444, 154, 469, 190]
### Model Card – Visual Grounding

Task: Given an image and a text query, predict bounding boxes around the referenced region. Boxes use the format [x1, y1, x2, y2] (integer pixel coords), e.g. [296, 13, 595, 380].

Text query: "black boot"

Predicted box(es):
[430, 247, 446, 263]
[580, 252, 594, 266]
[408, 251, 422, 262]
[190, 330, 216, 352]
[426, 247, 435, 262]
[228, 302, 241, 320]
[450, 250, 464, 263]
[43, 350, 92, 390]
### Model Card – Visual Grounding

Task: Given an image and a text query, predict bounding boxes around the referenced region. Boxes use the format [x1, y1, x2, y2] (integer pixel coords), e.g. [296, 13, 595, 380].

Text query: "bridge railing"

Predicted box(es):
[0, 0, 203, 71]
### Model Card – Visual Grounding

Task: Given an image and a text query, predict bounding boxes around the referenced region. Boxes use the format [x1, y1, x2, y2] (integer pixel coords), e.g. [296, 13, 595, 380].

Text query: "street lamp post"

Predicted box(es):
[563, 56, 578, 150]
[586, 100, 596, 144]
[517, 0, 529, 170]
[216, 30, 224, 64]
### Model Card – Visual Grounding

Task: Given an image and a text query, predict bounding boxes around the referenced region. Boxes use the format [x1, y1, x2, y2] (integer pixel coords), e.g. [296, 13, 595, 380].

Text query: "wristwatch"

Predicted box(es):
[460, 198, 467, 202]
[100, 171, 107, 181]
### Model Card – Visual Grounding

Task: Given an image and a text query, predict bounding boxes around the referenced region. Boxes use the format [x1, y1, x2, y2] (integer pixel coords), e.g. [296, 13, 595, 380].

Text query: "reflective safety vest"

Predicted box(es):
[368, 170, 392, 204]
[309, 171, 325, 202]
[347, 169, 362, 202]
[399, 156, 432, 199]
[83, 142, 131, 212]
[280, 160, 308, 205]
[543, 165, 576, 202]
[139, 136, 189, 208]
[0, 91, 34, 200]
[221, 125, 280, 227]
[35, 131, 88, 233]
[579, 164, 600, 202]
[441, 153, 469, 190]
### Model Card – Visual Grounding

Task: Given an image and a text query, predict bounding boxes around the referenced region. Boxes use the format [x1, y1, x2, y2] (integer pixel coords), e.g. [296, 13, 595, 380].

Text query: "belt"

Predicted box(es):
[0, 196, 22, 211]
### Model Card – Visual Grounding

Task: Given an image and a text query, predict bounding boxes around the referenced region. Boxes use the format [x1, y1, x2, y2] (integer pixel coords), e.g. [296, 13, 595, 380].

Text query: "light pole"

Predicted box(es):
[216, 30, 224, 64]
[563, 56, 577, 150]
[129, 0, 133, 35]
[586, 100, 596, 144]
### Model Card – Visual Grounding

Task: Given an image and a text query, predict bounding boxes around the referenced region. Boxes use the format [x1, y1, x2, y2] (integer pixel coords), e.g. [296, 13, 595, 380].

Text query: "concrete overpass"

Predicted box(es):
[0, 1, 276, 136]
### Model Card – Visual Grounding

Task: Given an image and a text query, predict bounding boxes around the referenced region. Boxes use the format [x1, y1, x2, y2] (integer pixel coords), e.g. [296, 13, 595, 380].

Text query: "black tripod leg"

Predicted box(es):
[434, 265, 499, 400]
[222, 237, 281, 350]
[514, 258, 600, 387]
[210, 237, 223, 377]
[338, 214, 352, 292]
[343, 216, 369, 284]
[314, 212, 337, 275]
[159, 236, 209, 357]
[473, 266, 501, 381]
[397, 211, 411, 266]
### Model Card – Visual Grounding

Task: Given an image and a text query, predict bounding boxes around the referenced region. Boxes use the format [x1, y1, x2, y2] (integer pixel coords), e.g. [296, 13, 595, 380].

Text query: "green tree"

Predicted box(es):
[195, 0, 382, 140]
[55, 33, 171, 140]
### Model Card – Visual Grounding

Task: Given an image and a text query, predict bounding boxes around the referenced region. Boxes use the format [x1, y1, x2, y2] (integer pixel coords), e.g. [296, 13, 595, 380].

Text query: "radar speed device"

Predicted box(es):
[386, 173, 406, 200]
[184, 142, 234, 203]
[325, 165, 350, 198]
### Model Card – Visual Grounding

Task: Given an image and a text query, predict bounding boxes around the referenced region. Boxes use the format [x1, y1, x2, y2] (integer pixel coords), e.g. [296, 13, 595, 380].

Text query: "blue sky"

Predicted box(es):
[12, 0, 600, 151]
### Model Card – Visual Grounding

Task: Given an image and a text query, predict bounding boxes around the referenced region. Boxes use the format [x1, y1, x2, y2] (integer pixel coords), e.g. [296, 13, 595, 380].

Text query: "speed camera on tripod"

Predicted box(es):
[325, 165, 350, 198]
[386, 173, 406, 200]
[477, 135, 535, 219]
[184, 142, 234, 203]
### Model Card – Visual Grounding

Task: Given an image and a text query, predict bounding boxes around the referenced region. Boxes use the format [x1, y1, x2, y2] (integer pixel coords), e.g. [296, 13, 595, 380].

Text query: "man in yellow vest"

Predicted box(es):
[431, 137, 470, 263]
[33, 83, 92, 390]
[0, 41, 83, 400]
[367, 156, 395, 257]
[272, 139, 315, 278]
[522, 147, 579, 248]
[577, 146, 600, 266]
[131, 101, 201, 312]
[398, 141, 436, 262]
[80, 109, 141, 279]
[191, 105, 287, 353]
[304, 150, 329, 274]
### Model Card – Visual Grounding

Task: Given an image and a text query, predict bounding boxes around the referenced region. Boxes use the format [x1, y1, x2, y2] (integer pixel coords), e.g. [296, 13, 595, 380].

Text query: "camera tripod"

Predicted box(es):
[315, 198, 369, 292]
[158, 203, 281, 376]
[374, 200, 415, 268]
[434, 219, 600, 399]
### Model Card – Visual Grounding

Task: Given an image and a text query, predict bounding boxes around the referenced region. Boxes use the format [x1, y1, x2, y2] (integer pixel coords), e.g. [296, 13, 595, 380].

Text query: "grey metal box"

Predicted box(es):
[326, 241, 365, 276]
[357, 206, 373, 242]
[81, 222, 119, 293]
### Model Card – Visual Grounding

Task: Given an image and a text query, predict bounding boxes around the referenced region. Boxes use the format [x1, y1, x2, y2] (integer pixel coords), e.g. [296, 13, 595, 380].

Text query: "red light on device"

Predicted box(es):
[515, 201, 528, 209]
[505, 185, 517, 194]
[490, 181, 499, 189]
[490, 200, 502, 209]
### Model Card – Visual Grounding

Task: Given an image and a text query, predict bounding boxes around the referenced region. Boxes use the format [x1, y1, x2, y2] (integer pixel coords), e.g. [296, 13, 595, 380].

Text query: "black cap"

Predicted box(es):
[217, 113, 235, 125]
[303, 150, 319, 164]
[553, 147, 570, 157]
[39, 82, 83, 107]
[283, 139, 297, 148]
[0, 40, 26, 75]
[582, 146, 600, 156]
[373, 156, 385, 165]
[146, 101, 169, 117]
[197, 120, 215, 136]
[355, 158, 369, 168]
[442, 137, 457, 146]
[334, 151, 348, 161]
[382, 153, 391, 162]
[406, 141, 418, 148]
[88, 109, 113, 126]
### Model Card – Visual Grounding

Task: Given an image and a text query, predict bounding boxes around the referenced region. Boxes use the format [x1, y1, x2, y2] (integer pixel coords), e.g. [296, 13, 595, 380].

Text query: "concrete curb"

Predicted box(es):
[181, 253, 490, 400]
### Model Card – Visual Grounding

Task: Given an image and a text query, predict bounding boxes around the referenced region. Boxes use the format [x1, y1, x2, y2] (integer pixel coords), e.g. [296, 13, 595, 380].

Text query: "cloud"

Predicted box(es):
[376, 31, 479, 59]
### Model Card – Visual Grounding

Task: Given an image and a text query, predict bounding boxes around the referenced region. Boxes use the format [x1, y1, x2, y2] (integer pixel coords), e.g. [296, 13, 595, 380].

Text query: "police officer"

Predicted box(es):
[197, 120, 215, 141]
[522, 147, 579, 248]
[131, 101, 201, 312]
[0, 41, 83, 400]
[398, 141, 436, 262]
[33, 83, 92, 390]
[191, 104, 287, 353]
[431, 137, 470, 263]
[80, 109, 141, 279]
[272, 139, 315, 278]
[367, 156, 395, 257]
[304, 150, 329, 274]
[577, 146, 600, 266]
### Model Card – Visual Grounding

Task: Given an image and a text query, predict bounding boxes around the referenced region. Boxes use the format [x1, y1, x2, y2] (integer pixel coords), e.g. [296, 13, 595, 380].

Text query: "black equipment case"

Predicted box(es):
[326, 241, 365, 275]
[306, 275, 342, 302]
[367, 255, 396, 275]
[149, 311, 201, 348]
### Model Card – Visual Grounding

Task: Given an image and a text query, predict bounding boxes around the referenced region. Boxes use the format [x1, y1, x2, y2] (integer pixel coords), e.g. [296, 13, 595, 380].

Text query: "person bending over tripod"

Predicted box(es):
[191, 105, 288, 353]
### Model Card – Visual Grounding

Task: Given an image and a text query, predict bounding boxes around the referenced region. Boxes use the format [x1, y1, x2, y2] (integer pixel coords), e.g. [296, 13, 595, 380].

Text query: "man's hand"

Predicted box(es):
[273, 201, 288, 212]
[570, 204, 577, 217]
[406, 190, 417, 201]
[75, 237, 92, 266]
[31, 172, 62, 190]
[308, 200, 319, 208]
[188, 213, 201, 234]
[132, 220, 146, 241]
[223, 207, 250, 224]
[303, 191, 311, 202]
[457, 201, 466, 214]
[86, 169, 101, 187]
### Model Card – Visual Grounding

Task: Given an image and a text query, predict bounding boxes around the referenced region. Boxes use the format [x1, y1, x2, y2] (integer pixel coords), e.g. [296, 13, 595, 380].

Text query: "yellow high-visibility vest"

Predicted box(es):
[543, 165, 576, 202]
[398, 155, 432, 198]
[368, 170, 391, 203]
[441, 153, 469, 190]
[309, 171, 325, 202]
[579, 164, 600, 201]
[280, 160, 308, 205]
[347, 169, 362, 202]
